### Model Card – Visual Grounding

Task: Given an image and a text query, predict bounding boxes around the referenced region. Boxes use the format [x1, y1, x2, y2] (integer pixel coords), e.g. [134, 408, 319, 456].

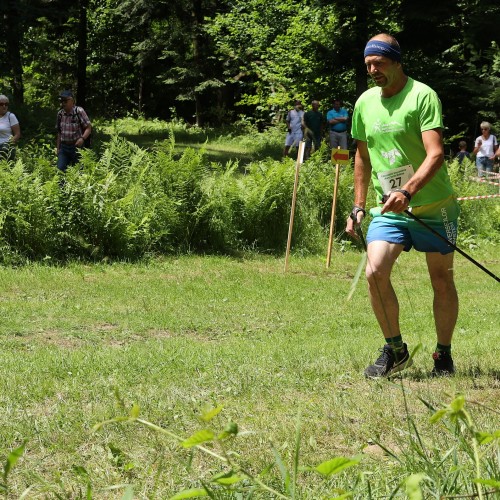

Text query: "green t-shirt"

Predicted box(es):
[351, 78, 454, 208]
[303, 110, 324, 136]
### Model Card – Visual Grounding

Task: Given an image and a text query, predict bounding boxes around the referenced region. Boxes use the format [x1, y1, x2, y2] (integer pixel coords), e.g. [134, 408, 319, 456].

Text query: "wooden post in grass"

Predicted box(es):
[284, 141, 306, 272]
[326, 146, 350, 268]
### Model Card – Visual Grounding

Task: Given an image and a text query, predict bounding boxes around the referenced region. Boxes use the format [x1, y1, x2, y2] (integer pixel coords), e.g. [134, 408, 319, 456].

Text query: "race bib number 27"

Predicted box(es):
[377, 165, 414, 194]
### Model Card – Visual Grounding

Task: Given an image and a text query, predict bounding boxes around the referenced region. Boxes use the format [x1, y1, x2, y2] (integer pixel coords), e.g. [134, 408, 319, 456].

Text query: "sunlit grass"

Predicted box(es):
[0, 251, 498, 497]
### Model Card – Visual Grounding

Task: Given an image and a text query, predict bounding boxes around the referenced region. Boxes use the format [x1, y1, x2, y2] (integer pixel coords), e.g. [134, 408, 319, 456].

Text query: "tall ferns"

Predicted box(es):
[0, 138, 497, 263]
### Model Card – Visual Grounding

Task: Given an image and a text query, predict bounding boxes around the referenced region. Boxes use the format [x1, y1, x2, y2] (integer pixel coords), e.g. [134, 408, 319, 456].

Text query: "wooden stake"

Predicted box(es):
[326, 148, 341, 268]
[284, 141, 305, 272]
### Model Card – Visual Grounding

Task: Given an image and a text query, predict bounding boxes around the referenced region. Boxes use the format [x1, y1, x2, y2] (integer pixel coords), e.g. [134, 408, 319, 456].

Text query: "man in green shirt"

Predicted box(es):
[345, 33, 459, 378]
[302, 100, 324, 160]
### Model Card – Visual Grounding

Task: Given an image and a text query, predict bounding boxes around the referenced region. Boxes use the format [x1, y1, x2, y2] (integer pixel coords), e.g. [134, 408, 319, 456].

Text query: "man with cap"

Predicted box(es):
[345, 33, 459, 379]
[56, 90, 92, 172]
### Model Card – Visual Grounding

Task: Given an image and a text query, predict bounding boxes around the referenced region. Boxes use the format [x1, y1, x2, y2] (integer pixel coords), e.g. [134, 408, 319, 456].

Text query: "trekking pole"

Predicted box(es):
[404, 209, 500, 283]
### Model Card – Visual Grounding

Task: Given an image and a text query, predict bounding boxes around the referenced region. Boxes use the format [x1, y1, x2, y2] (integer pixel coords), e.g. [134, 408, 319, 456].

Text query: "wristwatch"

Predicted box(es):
[393, 189, 412, 202]
[350, 205, 366, 221]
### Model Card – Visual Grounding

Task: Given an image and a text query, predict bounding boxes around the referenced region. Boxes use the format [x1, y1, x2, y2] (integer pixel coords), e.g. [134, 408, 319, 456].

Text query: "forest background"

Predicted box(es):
[0, 3, 499, 497]
[1, 0, 499, 150]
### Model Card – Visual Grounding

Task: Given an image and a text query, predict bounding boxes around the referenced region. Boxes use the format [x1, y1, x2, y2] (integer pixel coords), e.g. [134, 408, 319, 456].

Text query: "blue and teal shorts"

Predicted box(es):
[366, 197, 459, 255]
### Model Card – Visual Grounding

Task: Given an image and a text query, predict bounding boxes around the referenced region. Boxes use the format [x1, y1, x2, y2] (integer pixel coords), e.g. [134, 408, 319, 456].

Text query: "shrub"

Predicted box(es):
[1, 127, 498, 263]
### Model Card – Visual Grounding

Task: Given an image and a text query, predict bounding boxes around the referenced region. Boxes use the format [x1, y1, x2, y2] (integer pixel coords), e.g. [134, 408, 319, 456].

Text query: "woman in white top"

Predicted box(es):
[0, 94, 21, 161]
[472, 121, 498, 177]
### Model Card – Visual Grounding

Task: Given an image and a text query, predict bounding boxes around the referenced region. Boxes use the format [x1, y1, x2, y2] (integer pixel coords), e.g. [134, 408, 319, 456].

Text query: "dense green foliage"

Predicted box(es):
[1, 124, 498, 263]
[1, 0, 498, 145]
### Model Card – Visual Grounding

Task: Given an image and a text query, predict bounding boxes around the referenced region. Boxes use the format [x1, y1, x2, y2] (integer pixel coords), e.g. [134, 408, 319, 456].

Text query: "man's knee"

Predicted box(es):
[365, 264, 392, 286]
[429, 268, 455, 293]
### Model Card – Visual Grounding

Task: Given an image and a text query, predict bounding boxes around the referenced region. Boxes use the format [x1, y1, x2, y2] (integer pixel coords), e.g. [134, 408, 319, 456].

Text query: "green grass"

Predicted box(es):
[95, 117, 284, 166]
[0, 248, 499, 497]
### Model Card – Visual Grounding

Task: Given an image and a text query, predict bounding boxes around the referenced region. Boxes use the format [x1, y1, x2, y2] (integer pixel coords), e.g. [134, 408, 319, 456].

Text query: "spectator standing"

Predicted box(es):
[283, 100, 304, 157]
[0, 95, 21, 161]
[326, 99, 349, 150]
[472, 122, 498, 177]
[302, 100, 324, 160]
[455, 141, 470, 165]
[56, 90, 92, 172]
[346, 33, 459, 378]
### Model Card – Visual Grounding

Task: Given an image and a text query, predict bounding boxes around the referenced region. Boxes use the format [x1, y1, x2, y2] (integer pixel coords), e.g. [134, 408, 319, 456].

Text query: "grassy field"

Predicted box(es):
[96, 117, 285, 166]
[0, 246, 499, 498]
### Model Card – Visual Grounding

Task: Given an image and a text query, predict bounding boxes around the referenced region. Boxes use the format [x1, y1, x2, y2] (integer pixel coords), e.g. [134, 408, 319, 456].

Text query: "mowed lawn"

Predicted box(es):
[0, 248, 499, 497]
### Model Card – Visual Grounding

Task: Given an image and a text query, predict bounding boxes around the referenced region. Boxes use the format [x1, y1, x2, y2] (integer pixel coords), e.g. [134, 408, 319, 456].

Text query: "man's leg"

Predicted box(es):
[366, 240, 405, 339]
[475, 157, 484, 177]
[426, 252, 458, 346]
[426, 251, 458, 375]
[364, 240, 413, 377]
[339, 132, 348, 150]
[484, 159, 494, 174]
[57, 145, 70, 172]
[313, 135, 321, 154]
[329, 131, 336, 148]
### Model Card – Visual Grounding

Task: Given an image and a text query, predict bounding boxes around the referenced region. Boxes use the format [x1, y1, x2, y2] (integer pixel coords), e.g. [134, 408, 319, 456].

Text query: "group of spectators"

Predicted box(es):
[282, 96, 499, 179]
[283, 98, 349, 160]
[0, 90, 92, 172]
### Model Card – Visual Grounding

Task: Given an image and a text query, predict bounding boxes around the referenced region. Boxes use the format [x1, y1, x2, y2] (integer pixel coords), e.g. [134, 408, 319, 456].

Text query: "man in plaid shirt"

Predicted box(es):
[56, 90, 92, 172]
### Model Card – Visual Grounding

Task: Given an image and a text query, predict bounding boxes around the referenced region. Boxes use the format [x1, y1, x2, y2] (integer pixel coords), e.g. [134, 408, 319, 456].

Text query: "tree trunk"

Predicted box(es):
[138, 64, 144, 114]
[354, 0, 368, 100]
[192, 0, 203, 127]
[76, 0, 88, 106]
[5, 0, 24, 104]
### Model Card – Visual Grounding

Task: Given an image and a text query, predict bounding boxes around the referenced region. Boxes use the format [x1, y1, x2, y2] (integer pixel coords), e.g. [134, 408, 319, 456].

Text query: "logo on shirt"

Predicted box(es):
[372, 119, 405, 134]
[381, 149, 402, 165]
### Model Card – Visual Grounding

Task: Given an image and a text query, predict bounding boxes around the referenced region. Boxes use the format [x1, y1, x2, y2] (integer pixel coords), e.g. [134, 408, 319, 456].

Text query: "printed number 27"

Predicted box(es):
[390, 177, 402, 189]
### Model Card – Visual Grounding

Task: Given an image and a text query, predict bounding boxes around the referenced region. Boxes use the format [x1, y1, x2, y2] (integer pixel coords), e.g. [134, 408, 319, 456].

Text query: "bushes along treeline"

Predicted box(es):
[0, 131, 498, 263]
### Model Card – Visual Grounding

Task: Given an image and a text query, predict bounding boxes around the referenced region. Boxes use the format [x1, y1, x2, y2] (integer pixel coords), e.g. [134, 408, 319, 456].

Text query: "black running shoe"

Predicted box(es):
[431, 351, 455, 376]
[364, 343, 413, 378]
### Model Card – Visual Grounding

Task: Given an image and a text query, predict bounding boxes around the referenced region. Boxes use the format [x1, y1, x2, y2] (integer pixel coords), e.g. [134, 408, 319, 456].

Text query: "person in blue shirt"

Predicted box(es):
[326, 99, 349, 149]
[455, 141, 470, 165]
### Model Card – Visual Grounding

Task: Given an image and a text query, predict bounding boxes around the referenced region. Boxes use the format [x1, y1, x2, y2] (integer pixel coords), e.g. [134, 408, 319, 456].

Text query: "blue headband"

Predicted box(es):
[364, 40, 401, 62]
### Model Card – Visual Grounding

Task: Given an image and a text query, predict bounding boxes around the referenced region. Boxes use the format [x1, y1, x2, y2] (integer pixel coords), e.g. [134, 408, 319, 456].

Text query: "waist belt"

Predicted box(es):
[61, 140, 77, 145]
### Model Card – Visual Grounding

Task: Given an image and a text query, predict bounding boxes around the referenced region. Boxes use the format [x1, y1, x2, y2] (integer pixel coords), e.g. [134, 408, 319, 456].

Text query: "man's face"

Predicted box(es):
[312, 101, 319, 111]
[60, 97, 74, 112]
[333, 100, 341, 111]
[365, 55, 399, 88]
